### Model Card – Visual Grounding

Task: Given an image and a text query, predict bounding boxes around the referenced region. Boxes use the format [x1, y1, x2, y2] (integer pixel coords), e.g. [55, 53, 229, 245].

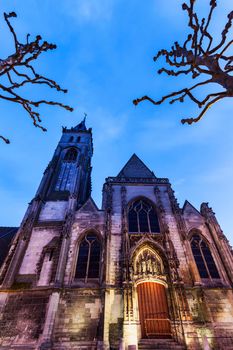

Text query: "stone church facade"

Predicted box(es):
[0, 120, 233, 350]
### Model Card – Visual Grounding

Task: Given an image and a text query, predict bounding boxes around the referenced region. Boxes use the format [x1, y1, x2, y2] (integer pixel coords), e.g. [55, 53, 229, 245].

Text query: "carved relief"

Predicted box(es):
[132, 248, 165, 282]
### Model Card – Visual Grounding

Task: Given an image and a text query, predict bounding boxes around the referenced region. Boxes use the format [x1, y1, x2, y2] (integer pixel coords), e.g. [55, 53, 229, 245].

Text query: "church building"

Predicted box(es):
[0, 119, 233, 350]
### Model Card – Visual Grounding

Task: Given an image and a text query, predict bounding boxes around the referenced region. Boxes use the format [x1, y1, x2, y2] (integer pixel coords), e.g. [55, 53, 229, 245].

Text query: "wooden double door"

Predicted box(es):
[137, 281, 171, 338]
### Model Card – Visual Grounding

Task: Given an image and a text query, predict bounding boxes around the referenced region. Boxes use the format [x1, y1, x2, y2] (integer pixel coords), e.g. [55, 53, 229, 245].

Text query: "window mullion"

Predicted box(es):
[200, 240, 212, 280]
[147, 211, 151, 233]
[64, 163, 72, 190]
[85, 242, 91, 283]
[56, 162, 66, 190]
[61, 163, 69, 190]
[137, 210, 140, 233]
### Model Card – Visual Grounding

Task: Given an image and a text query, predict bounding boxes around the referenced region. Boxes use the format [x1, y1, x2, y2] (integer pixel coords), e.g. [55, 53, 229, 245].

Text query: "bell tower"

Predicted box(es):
[1, 118, 93, 288]
[36, 117, 93, 205]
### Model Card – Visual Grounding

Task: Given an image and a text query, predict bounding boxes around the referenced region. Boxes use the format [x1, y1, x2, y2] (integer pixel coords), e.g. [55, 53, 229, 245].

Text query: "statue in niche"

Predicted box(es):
[147, 256, 153, 274]
[137, 260, 142, 275]
[129, 266, 133, 281]
[153, 258, 161, 275]
[142, 259, 147, 274]
[134, 249, 164, 280]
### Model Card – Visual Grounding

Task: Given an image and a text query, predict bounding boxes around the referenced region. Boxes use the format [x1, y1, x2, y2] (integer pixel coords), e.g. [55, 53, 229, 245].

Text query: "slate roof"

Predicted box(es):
[117, 154, 156, 179]
[0, 227, 18, 268]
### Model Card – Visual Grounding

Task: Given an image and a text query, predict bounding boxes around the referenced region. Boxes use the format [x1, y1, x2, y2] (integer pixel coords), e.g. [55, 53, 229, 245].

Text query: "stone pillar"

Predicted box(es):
[1, 199, 42, 288]
[54, 197, 76, 286]
[37, 292, 60, 349]
[0, 292, 8, 317]
[1, 240, 26, 288]
[201, 203, 233, 284]
[103, 289, 110, 349]
[36, 155, 59, 198]
[54, 236, 70, 287]
[123, 322, 138, 350]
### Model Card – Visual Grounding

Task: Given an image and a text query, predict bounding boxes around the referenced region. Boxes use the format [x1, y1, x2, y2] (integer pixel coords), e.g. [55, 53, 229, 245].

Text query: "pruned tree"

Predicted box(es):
[133, 0, 233, 125]
[0, 12, 73, 144]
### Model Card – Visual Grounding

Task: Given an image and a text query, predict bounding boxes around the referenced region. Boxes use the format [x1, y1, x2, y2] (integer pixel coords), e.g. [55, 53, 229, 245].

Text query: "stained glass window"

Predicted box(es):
[128, 199, 160, 233]
[75, 233, 101, 281]
[191, 234, 220, 279]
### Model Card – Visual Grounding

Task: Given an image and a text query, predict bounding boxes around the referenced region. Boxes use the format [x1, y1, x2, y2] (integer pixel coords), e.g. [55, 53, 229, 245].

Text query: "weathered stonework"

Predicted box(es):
[0, 123, 233, 350]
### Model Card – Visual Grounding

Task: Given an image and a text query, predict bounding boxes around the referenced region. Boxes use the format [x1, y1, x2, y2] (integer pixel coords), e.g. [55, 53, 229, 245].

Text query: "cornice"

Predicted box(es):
[105, 176, 170, 185]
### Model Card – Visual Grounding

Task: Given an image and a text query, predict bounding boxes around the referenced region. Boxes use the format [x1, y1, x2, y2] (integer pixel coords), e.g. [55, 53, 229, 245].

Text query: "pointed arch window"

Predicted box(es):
[191, 234, 220, 279]
[64, 148, 77, 161]
[75, 233, 101, 281]
[128, 199, 160, 233]
[55, 148, 78, 191]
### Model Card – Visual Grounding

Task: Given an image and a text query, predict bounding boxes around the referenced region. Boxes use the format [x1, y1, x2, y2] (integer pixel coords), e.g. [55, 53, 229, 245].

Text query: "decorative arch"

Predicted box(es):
[130, 240, 168, 285]
[74, 230, 102, 282]
[133, 246, 164, 281]
[127, 197, 160, 234]
[130, 238, 167, 266]
[189, 231, 220, 279]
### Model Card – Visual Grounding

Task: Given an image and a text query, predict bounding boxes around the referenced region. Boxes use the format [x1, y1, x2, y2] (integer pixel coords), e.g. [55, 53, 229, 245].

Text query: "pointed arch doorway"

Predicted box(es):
[137, 281, 171, 338]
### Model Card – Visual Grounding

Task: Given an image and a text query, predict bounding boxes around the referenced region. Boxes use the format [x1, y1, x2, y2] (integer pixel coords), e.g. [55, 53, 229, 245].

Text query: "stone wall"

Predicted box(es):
[19, 227, 60, 277]
[53, 289, 102, 347]
[0, 291, 49, 347]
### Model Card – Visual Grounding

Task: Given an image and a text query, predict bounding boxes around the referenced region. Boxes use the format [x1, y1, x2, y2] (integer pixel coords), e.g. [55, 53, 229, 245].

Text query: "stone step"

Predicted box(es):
[138, 339, 185, 350]
[138, 346, 184, 349]
[0, 346, 35, 350]
[52, 341, 97, 350]
[138, 346, 184, 350]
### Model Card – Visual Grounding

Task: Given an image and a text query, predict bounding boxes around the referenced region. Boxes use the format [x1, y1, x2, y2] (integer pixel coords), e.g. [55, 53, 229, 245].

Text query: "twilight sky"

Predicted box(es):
[1, 0, 233, 243]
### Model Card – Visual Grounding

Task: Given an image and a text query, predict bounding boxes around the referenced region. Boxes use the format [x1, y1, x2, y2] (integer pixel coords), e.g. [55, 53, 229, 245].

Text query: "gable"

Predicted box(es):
[78, 197, 99, 213]
[182, 200, 202, 219]
[117, 154, 156, 179]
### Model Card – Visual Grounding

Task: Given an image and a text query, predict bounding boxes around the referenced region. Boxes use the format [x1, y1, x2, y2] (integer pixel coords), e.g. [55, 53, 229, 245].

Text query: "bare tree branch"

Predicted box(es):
[0, 12, 73, 143]
[134, 1, 233, 124]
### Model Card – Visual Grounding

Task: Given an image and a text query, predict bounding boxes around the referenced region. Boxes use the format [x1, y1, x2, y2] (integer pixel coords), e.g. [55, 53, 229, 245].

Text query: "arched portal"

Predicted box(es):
[132, 247, 171, 338]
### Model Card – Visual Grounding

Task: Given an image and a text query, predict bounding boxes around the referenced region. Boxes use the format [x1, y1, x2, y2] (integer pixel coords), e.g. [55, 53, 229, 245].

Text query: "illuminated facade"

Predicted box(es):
[0, 119, 233, 350]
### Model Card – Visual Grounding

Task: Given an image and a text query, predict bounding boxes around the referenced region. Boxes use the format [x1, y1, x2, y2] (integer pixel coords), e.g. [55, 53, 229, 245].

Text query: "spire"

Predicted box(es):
[74, 113, 87, 131]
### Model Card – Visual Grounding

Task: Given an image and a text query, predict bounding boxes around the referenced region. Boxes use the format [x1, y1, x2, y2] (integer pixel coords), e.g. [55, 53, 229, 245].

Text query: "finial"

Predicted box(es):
[73, 114, 87, 131]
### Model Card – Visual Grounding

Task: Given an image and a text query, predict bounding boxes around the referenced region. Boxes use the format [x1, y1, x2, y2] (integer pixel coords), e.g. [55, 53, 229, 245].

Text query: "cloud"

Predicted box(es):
[61, 0, 115, 23]
[92, 107, 128, 143]
[197, 164, 233, 184]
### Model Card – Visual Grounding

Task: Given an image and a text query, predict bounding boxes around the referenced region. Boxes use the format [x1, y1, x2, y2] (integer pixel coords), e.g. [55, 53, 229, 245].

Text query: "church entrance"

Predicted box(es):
[137, 281, 171, 338]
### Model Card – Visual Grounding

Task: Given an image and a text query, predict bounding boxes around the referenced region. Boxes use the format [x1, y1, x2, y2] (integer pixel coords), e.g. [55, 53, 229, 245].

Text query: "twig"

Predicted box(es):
[134, 1, 233, 125]
[0, 12, 73, 143]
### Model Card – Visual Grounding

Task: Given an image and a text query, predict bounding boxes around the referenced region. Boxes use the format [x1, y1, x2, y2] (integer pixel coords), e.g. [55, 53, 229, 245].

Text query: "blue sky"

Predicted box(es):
[1, 0, 233, 244]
